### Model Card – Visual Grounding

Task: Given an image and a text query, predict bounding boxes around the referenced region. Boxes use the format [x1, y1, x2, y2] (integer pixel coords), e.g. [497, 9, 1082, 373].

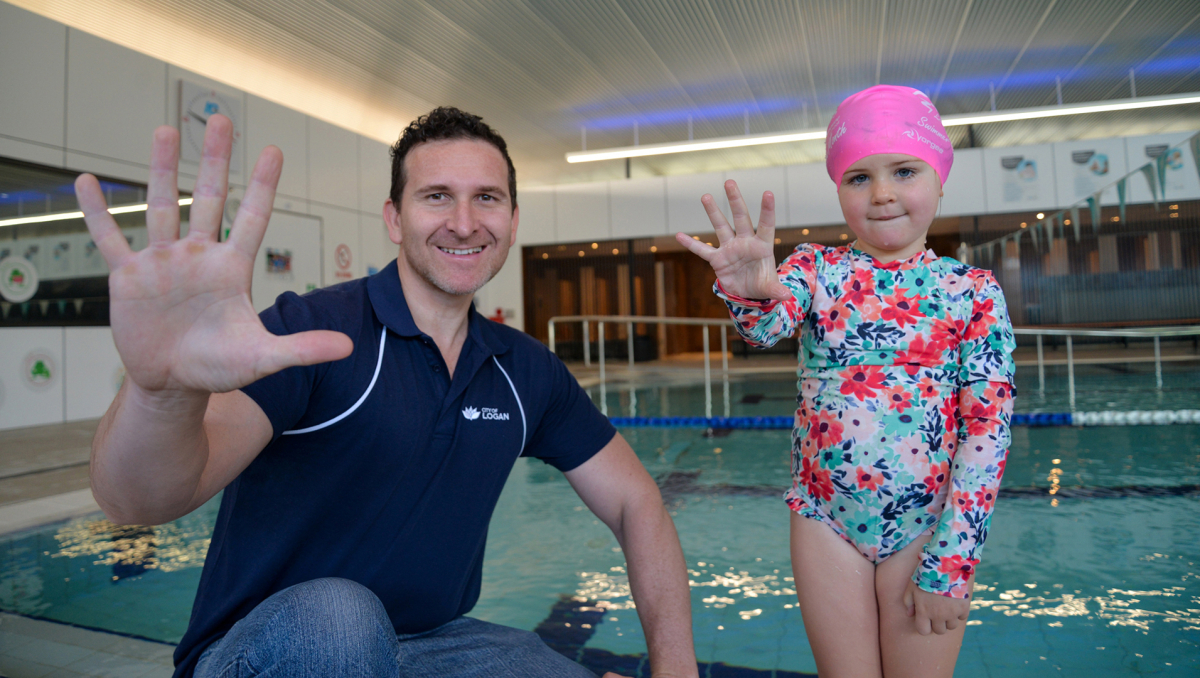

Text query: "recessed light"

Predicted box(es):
[1036, 213, 1045, 219]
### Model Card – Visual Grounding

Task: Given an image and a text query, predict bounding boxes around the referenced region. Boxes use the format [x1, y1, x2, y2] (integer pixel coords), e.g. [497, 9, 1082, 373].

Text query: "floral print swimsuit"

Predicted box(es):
[716, 245, 1016, 598]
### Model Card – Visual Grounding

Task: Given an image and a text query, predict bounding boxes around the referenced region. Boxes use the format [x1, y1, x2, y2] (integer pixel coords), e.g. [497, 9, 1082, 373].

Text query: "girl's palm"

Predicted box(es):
[675, 181, 791, 302]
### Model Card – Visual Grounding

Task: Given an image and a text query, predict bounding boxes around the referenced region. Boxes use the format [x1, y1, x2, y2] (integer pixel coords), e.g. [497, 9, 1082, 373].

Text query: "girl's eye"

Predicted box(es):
[848, 174, 868, 185]
[896, 167, 916, 178]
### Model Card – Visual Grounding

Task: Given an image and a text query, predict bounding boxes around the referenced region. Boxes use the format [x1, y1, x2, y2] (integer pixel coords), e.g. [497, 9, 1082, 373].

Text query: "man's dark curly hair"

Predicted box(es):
[389, 106, 517, 210]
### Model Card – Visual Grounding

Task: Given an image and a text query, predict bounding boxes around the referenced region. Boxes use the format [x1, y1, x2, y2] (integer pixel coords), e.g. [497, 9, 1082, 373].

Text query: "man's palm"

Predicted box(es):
[76, 117, 351, 397]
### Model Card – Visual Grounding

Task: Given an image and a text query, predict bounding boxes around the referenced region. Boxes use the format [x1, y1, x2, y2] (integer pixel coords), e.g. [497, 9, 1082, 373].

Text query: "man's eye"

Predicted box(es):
[429, 193, 447, 200]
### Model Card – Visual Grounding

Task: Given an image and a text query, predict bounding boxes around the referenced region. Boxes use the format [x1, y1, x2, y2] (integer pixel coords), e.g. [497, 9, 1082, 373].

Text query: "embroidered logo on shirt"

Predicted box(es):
[462, 406, 509, 421]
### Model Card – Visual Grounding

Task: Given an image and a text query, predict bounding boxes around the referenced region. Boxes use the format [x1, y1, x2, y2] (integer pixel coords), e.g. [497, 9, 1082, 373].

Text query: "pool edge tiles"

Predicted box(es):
[0, 611, 175, 677]
[0, 488, 101, 537]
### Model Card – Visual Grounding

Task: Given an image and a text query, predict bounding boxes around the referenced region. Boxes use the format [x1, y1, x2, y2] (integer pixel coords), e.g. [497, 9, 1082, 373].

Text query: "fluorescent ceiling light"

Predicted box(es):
[565, 91, 1200, 163]
[0, 197, 195, 229]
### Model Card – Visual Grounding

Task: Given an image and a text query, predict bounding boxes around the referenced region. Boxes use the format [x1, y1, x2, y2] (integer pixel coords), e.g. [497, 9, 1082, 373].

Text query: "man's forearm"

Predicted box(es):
[618, 500, 698, 678]
[91, 381, 212, 525]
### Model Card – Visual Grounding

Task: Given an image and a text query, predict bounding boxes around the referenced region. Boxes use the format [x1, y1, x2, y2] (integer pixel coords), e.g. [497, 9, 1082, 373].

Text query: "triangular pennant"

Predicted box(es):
[1013, 230, 1021, 258]
[1139, 163, 1159, 210]
[1190, 134, 1200, 185]
[1070, 206, 1081, 242]
[73, 298, 85, 315]
[1117, 177, 1127, 225]
[1155, 152, 1169, 199]
[1029, 222, 1039, 251]
[1087, 194, 1102, 234]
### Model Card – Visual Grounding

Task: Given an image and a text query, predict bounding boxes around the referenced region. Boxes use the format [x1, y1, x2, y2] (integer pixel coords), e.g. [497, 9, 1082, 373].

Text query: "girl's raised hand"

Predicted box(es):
[674, 180, 791, 302]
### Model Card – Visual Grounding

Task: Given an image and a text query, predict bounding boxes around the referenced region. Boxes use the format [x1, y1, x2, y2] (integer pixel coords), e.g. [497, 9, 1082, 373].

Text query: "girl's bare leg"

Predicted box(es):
[789, 512, 881, 678]
[875, 533, 971, 678]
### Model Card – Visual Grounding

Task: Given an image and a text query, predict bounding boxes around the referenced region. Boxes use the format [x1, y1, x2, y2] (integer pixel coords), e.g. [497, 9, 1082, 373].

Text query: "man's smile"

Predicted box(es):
[437, 245, 486, 255]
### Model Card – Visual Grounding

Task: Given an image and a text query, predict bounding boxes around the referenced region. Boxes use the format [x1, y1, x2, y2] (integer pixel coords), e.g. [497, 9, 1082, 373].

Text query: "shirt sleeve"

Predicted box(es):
[713, 243, 819, 348]
[913, 274, 1017, 598]
[239, 292, 322, 440]
[523, 350, 617, 472]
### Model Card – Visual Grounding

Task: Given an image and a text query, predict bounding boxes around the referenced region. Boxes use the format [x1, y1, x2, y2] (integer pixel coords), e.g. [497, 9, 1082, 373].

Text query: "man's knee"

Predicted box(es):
[210, 578, 398, 677]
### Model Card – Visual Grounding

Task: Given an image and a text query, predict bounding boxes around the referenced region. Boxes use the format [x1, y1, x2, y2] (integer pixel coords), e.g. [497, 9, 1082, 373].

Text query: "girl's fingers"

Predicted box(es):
[766, 279, 793, 302]
[227, 146, 283, 261]
[187, 115, 233, 241]
[701, 193, 735, 244]
[145, 126, 181, 243]
[724, 180, 754, 236]
[755, 191, 777, 243]
[674, 232, 717, 261]
[75, 174, 133, 270]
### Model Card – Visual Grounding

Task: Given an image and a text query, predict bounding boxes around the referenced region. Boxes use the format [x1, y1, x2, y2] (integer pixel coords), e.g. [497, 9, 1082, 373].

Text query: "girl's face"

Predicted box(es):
[838, 154, 943, 263]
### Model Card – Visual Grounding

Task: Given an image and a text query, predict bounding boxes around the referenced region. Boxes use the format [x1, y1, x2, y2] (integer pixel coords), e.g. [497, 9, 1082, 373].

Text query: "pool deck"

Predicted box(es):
[0, 613, 174, 678]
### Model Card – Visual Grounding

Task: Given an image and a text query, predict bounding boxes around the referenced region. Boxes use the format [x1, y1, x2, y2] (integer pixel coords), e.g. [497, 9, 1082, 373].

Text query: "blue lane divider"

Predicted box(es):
[608, 411, 1200, 428]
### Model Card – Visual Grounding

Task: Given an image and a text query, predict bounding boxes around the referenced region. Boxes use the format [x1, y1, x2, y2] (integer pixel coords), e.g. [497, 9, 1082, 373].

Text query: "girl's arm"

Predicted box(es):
[715, 245, 818, 348]
[913, 273, 1017, 599]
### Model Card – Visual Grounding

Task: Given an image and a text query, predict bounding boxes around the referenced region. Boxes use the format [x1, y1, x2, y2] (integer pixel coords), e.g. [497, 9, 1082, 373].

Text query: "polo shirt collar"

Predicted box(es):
[368, 259, 514, 356]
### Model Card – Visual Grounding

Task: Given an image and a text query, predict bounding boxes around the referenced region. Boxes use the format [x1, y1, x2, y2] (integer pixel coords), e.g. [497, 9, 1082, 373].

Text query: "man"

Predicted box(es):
[77, 107, 697, 678]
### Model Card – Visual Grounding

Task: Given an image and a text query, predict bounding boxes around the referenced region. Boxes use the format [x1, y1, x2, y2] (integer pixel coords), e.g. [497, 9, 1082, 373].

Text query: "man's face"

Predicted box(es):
[386, 138, 518, 297]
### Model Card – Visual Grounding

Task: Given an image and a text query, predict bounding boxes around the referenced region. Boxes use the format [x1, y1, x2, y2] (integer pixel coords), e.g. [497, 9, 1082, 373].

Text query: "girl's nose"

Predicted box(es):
[871, 180, 896, 204]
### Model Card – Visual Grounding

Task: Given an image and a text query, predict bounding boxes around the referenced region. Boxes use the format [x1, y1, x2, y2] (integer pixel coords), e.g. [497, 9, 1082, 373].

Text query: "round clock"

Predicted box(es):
[180, 81, 242, 172]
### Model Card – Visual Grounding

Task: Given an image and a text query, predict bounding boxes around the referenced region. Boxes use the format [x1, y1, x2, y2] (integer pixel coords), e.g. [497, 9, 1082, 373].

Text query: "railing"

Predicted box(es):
[548, 315, 1200, 415]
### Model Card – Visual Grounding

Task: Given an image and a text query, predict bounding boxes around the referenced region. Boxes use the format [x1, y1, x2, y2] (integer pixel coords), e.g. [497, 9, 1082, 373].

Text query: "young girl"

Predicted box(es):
[676, 85, 1015, 677]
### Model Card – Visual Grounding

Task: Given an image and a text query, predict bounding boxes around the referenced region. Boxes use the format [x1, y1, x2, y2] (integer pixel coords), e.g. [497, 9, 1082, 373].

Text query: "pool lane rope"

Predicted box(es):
[609, 410, 1200, 429]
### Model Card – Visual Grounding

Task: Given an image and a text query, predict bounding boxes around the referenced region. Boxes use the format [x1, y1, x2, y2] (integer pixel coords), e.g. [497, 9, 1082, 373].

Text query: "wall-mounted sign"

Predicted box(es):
[180, 80, 243, 172]
[334, 244, 353, 280]
[22, 351, 55, 390]
[266, 248, 293, 276]
[0, 256, 38, 303]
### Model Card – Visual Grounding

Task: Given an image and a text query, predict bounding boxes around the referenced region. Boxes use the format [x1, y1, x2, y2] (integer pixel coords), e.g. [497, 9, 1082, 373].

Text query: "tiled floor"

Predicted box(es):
[0, 613, 174, 678]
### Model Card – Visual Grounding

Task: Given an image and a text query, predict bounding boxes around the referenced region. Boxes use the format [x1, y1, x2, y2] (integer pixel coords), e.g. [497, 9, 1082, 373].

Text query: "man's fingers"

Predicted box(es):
[701, 193, 735, 244]
[259, 330, 354, 376]
[75, 174, 133, 270]
[187, 115, 233, 241]
[724, 180, 754, 237]
[755, 191, 777, 244]
[675, 232, 716, 261]
[145, 126, 181, 243]
[227, 146, 283, 260]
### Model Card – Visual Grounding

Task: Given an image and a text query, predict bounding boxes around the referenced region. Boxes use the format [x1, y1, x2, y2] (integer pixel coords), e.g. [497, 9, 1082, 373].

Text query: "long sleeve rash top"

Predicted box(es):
[716, 244, 1016, 598]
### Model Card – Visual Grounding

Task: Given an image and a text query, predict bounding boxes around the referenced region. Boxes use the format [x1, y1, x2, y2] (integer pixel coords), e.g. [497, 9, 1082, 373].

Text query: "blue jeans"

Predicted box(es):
[193, 578, 598, 678]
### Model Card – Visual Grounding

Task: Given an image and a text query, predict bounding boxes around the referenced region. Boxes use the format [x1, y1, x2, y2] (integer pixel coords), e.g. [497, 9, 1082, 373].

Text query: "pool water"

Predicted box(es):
[1, 370, 1198, 676]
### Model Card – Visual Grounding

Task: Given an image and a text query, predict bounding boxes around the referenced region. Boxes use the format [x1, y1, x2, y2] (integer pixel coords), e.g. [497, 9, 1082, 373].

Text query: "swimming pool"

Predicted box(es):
[1, 364, 1197, 676]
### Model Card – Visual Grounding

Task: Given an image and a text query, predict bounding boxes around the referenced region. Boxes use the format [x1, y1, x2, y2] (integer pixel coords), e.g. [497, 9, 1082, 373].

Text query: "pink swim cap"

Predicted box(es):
[825, 85, 953, 190]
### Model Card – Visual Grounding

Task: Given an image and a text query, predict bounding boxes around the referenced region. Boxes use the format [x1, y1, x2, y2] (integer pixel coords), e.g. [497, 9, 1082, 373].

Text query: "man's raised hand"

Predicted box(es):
[674, 180, 791, 302]
[75, 115, 352, 398]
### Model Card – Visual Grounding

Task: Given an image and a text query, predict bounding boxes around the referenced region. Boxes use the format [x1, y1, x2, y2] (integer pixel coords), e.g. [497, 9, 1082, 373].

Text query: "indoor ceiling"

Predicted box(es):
[11, 0, 1200, 186]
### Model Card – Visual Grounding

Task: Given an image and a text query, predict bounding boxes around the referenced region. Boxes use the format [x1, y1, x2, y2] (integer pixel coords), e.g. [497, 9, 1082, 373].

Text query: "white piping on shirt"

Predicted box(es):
[491, 356, 527, 458]
[282, 328, 387, 435]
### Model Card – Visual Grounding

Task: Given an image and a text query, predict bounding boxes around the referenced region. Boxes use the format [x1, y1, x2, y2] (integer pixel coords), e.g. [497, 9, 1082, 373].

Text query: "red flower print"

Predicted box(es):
[923, 460, 949, 490]
[883, 384, 913, 412]
[929, 316, 966, 343]
[973, 487, 997, 510]
[855, 466, 884, 492]
[817, 300, 852, 333]
[810, 410, 845, 449]
[952, 490, 975, 512]
[895, 333, 945, 367]
[917, 377, 940, 400]
[937, 555, 976, 582]
[801, 456, 835, 502]
[843, 269, 876, 305]
[965, 297, 996, 340]
[880, 289, 924, 328]
[840, 366, 888, 401]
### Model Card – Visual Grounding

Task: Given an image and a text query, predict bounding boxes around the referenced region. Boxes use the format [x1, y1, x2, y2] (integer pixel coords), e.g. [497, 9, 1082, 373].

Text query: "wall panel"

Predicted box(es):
[0, 3, 66, 149]
[610, 176, 667, 239]
[308, 117, 358, 211]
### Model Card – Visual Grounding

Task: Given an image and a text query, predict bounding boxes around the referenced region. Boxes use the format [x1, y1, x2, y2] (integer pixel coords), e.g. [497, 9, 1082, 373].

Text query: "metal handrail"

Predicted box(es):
[548, 315, 1200, 415]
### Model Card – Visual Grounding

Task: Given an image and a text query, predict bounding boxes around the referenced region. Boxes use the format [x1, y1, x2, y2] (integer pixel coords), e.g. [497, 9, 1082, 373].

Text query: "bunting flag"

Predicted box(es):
[1050, 213, 1060, 242]
[1191, 134, 1200, 185]
[1013, 230, 1021, 258]
[1139, 163, 1159, 210]
[1117, 177, 1127, 225]
[1029, 222, 1040, 251]
[1070, 206, 1081, 242]
[1087, 193, 1102, 234]
[1155, 152, 1170, 200]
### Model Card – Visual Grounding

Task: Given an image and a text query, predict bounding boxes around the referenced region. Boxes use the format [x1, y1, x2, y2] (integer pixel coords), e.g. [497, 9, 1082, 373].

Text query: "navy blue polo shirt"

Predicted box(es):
[173, 260, 616, 677]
